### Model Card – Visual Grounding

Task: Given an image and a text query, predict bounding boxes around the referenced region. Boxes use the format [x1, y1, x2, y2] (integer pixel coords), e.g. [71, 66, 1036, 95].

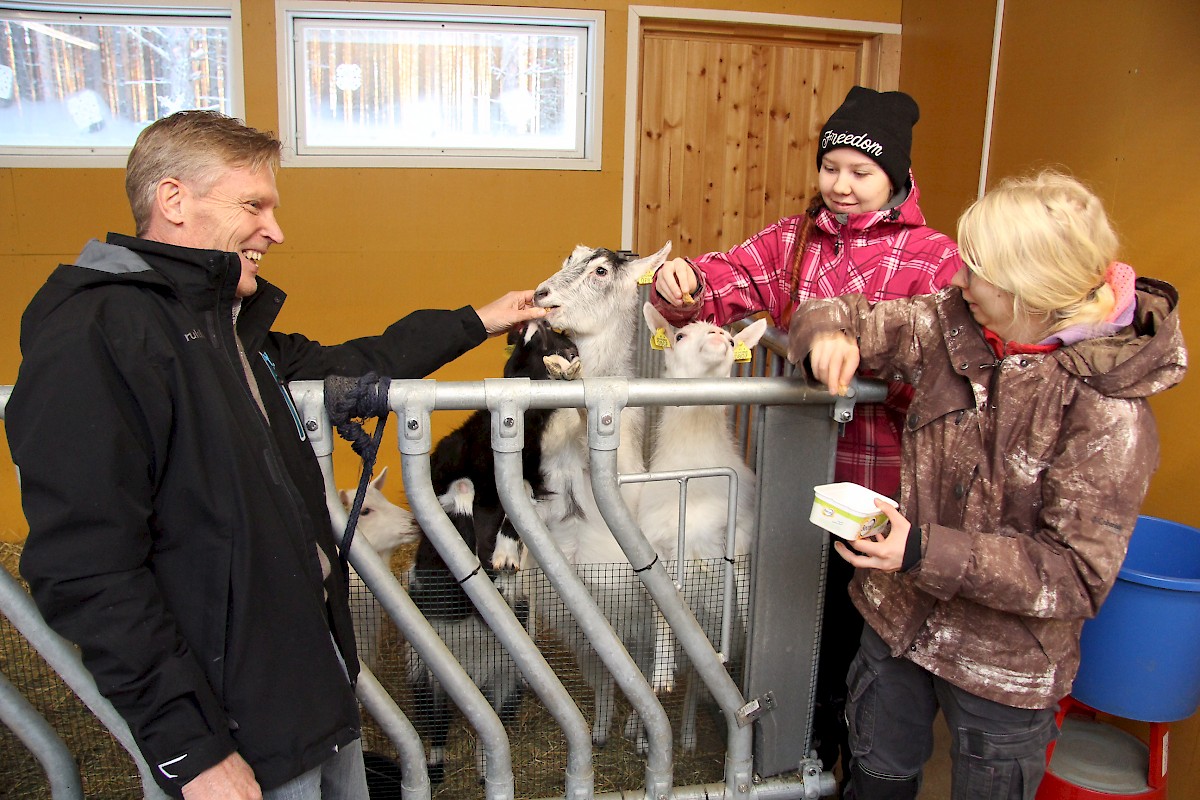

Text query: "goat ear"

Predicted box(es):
[629, 240, 672, 276]
[371, 466, 389, 491]
[642, 301, 670, 335]
[338, 488, 352, 509]
[734, 318, 769, 350]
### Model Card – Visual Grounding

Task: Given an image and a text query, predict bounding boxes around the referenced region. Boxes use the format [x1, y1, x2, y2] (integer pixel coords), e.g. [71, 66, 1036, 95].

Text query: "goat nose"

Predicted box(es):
[534, 287, 549, 302]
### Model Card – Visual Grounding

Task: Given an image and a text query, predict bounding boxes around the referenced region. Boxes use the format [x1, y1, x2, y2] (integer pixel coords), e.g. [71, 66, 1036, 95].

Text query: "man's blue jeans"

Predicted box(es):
[263, 738, 369, 800]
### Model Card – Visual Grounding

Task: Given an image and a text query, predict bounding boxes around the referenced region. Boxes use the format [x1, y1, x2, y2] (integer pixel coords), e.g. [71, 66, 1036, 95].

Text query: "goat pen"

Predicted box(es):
[0, 327, 888, 800]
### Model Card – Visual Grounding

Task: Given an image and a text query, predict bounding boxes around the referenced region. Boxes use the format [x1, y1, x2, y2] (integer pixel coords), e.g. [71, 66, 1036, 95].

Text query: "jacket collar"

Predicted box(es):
[104, 233, 287, 350]
[815, 171, 928, 236]
[1055, 278, 1187, 399]
[937, 282, 1188, 401]
[938, 288, 998, 376]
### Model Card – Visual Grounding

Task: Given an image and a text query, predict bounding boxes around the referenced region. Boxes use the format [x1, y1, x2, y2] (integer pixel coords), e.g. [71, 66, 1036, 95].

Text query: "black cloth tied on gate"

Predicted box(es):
[325, 372, 392, 567]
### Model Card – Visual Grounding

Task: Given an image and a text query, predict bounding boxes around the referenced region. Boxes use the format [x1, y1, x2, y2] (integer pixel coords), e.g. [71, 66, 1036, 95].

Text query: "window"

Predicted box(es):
[0, 1, 242, 166]
[277, 2, 603, 169]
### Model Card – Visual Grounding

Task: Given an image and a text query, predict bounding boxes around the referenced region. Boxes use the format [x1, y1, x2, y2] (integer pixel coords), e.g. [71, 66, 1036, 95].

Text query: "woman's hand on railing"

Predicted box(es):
[807, 332, 860, 397]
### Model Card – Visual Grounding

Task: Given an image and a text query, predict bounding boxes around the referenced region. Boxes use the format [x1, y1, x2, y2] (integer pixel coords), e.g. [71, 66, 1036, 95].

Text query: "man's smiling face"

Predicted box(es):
[179, 164, 284, 298]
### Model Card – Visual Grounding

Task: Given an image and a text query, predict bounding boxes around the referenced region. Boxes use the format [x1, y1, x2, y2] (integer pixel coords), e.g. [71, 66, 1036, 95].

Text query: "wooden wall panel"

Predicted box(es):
[633, 21, 896, 262]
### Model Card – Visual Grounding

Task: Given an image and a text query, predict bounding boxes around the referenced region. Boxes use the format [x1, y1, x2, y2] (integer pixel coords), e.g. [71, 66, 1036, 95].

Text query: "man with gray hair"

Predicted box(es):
[7, 110, 544, 799]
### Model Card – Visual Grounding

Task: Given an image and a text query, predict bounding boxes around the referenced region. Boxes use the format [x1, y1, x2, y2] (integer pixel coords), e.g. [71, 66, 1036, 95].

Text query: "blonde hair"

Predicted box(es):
[126, 111, 282, 236]
[957, 170, 1119, 333]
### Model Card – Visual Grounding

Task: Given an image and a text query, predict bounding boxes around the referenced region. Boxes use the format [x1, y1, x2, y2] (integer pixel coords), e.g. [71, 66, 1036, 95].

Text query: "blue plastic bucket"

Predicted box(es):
[1071, 515, 1200, 722]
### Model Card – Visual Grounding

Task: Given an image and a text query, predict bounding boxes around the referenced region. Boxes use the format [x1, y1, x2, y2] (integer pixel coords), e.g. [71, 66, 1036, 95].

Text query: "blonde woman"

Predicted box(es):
[787, 171, 1187, 800]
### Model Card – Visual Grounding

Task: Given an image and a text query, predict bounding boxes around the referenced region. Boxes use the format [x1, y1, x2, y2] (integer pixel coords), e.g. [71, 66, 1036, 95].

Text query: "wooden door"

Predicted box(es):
[633, 19, 900, 259]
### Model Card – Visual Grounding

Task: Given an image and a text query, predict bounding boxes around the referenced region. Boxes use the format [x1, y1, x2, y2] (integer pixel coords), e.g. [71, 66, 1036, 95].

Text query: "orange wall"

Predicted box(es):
[903, 0, 1200, 792]
[897, 0, 994, 233]
[987, 0, 1199, 530]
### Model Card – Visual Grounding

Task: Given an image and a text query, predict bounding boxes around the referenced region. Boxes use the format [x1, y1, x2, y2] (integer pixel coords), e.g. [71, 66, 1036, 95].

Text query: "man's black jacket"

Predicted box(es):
[7, 234, 486, 794]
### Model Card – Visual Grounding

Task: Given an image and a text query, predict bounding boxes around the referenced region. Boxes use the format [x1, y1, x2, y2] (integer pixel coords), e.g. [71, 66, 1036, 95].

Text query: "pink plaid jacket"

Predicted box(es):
[652, 175, 962, 497]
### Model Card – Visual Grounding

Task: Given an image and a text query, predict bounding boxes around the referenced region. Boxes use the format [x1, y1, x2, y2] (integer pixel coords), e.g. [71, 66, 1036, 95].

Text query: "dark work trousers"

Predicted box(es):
[844, 626, 1058, 800]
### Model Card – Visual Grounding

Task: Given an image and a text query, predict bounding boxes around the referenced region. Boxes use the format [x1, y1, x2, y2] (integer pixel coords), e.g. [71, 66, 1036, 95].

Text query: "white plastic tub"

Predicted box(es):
[810, 482, 899, 540]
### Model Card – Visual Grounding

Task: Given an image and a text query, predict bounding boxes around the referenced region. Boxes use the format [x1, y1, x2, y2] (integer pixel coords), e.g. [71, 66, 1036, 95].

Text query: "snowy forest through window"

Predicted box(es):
[294, 22, 582, 154]
[0, 12, 233, 150]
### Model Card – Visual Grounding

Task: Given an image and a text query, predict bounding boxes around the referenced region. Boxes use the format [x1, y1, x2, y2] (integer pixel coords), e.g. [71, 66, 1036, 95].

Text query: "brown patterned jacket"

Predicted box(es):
[790, 279, 1187, 708]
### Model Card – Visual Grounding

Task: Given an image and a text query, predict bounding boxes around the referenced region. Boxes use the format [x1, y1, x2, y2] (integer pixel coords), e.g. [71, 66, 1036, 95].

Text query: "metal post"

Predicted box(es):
[0, 668, 83, 799]
[0, 566, 170, 799]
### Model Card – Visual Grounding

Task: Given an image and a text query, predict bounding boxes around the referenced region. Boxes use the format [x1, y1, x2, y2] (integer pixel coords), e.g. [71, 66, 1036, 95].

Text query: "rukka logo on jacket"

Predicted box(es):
[183, 328, 204, 342]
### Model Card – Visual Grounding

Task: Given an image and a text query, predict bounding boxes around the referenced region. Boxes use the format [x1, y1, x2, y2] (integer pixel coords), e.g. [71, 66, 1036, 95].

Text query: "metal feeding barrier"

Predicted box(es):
[0, 327, 887, 800]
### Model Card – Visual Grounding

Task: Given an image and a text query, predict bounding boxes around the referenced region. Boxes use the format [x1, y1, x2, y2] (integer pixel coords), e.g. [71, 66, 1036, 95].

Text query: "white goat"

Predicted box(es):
[526, 241, 671, 748]
[638, 305, 767, 696]
[533, 242, 673, 557]
[635, 305, 767, 753]
[339, 467, 420, 674]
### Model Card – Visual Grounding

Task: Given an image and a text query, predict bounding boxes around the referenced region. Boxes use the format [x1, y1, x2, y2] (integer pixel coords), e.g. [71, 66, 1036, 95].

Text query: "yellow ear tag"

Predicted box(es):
[504, 344, 516, 357]
[733, 341, 753, 363]
[651, 328, 671, 350]
[637, 269, 655, 285]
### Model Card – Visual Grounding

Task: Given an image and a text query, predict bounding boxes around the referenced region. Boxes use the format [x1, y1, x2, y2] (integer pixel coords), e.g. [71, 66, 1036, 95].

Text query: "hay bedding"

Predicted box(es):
[1, 541, 739, 799]
[357, 546, 740, 799]
[1, 541, 144, 799]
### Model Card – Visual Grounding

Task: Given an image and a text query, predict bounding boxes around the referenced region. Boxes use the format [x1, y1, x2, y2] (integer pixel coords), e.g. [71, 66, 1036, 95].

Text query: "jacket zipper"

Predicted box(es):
[260, 352, 307, 442]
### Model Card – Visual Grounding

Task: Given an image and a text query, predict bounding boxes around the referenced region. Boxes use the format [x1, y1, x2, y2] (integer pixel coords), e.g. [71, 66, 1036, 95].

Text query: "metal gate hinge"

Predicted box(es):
[735, 691, 777, 727]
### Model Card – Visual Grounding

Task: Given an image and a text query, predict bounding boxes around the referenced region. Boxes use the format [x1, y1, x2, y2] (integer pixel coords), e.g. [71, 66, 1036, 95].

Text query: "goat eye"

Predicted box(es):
[675, 333, 685, 342]
[360, 508, 372, 516]
[594, 266, 608, 276]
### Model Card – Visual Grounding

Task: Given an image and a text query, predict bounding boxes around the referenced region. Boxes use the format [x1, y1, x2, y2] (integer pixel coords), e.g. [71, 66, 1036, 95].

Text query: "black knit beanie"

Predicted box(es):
[817, 86, 920, 191]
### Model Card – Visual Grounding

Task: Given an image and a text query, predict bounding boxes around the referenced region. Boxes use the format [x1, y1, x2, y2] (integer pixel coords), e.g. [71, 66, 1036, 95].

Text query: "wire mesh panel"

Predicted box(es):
[351, 547, 750, 799]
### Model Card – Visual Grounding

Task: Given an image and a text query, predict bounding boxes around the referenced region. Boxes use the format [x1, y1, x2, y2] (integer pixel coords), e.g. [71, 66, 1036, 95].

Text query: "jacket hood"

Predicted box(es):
[19, 239, 169, 346]
[1055, 277, 1187, 399]
[815, 170, 927, 236]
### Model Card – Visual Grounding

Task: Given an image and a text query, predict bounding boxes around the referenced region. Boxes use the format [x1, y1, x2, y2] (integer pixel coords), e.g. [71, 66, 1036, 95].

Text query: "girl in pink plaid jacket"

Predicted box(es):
[651, 85, 962, 780]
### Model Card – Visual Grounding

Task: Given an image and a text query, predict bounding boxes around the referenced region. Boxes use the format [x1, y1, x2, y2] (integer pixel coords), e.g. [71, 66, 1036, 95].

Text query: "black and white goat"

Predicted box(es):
[429, 319, 580, 573]
[401, 320, 579, 783]
[637, 304, 767, 699]
[527, 241, 673, 748]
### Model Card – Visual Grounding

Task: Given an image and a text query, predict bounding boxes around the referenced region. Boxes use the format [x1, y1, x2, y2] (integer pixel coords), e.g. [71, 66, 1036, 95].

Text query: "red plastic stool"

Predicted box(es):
[1037, 696, 1168, 800]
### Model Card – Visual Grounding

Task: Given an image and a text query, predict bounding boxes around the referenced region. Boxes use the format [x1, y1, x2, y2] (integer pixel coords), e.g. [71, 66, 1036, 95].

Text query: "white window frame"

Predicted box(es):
[0, 0, 244, 167]
[275, 1, 603, 170]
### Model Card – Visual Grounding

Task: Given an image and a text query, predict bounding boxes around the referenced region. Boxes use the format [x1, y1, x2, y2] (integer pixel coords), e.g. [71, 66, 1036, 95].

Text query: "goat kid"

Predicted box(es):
[342, 472, 527, 784]
[339, 467, 419, 674]
[429, 319, 580, 574]
[638, 304, 767, 696]
[525, 242, 671, 749]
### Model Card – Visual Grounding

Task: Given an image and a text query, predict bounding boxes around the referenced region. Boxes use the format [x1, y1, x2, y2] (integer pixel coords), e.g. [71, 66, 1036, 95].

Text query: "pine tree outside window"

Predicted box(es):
[277, 2, 603, 169]
[0, 0, 241, 166]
